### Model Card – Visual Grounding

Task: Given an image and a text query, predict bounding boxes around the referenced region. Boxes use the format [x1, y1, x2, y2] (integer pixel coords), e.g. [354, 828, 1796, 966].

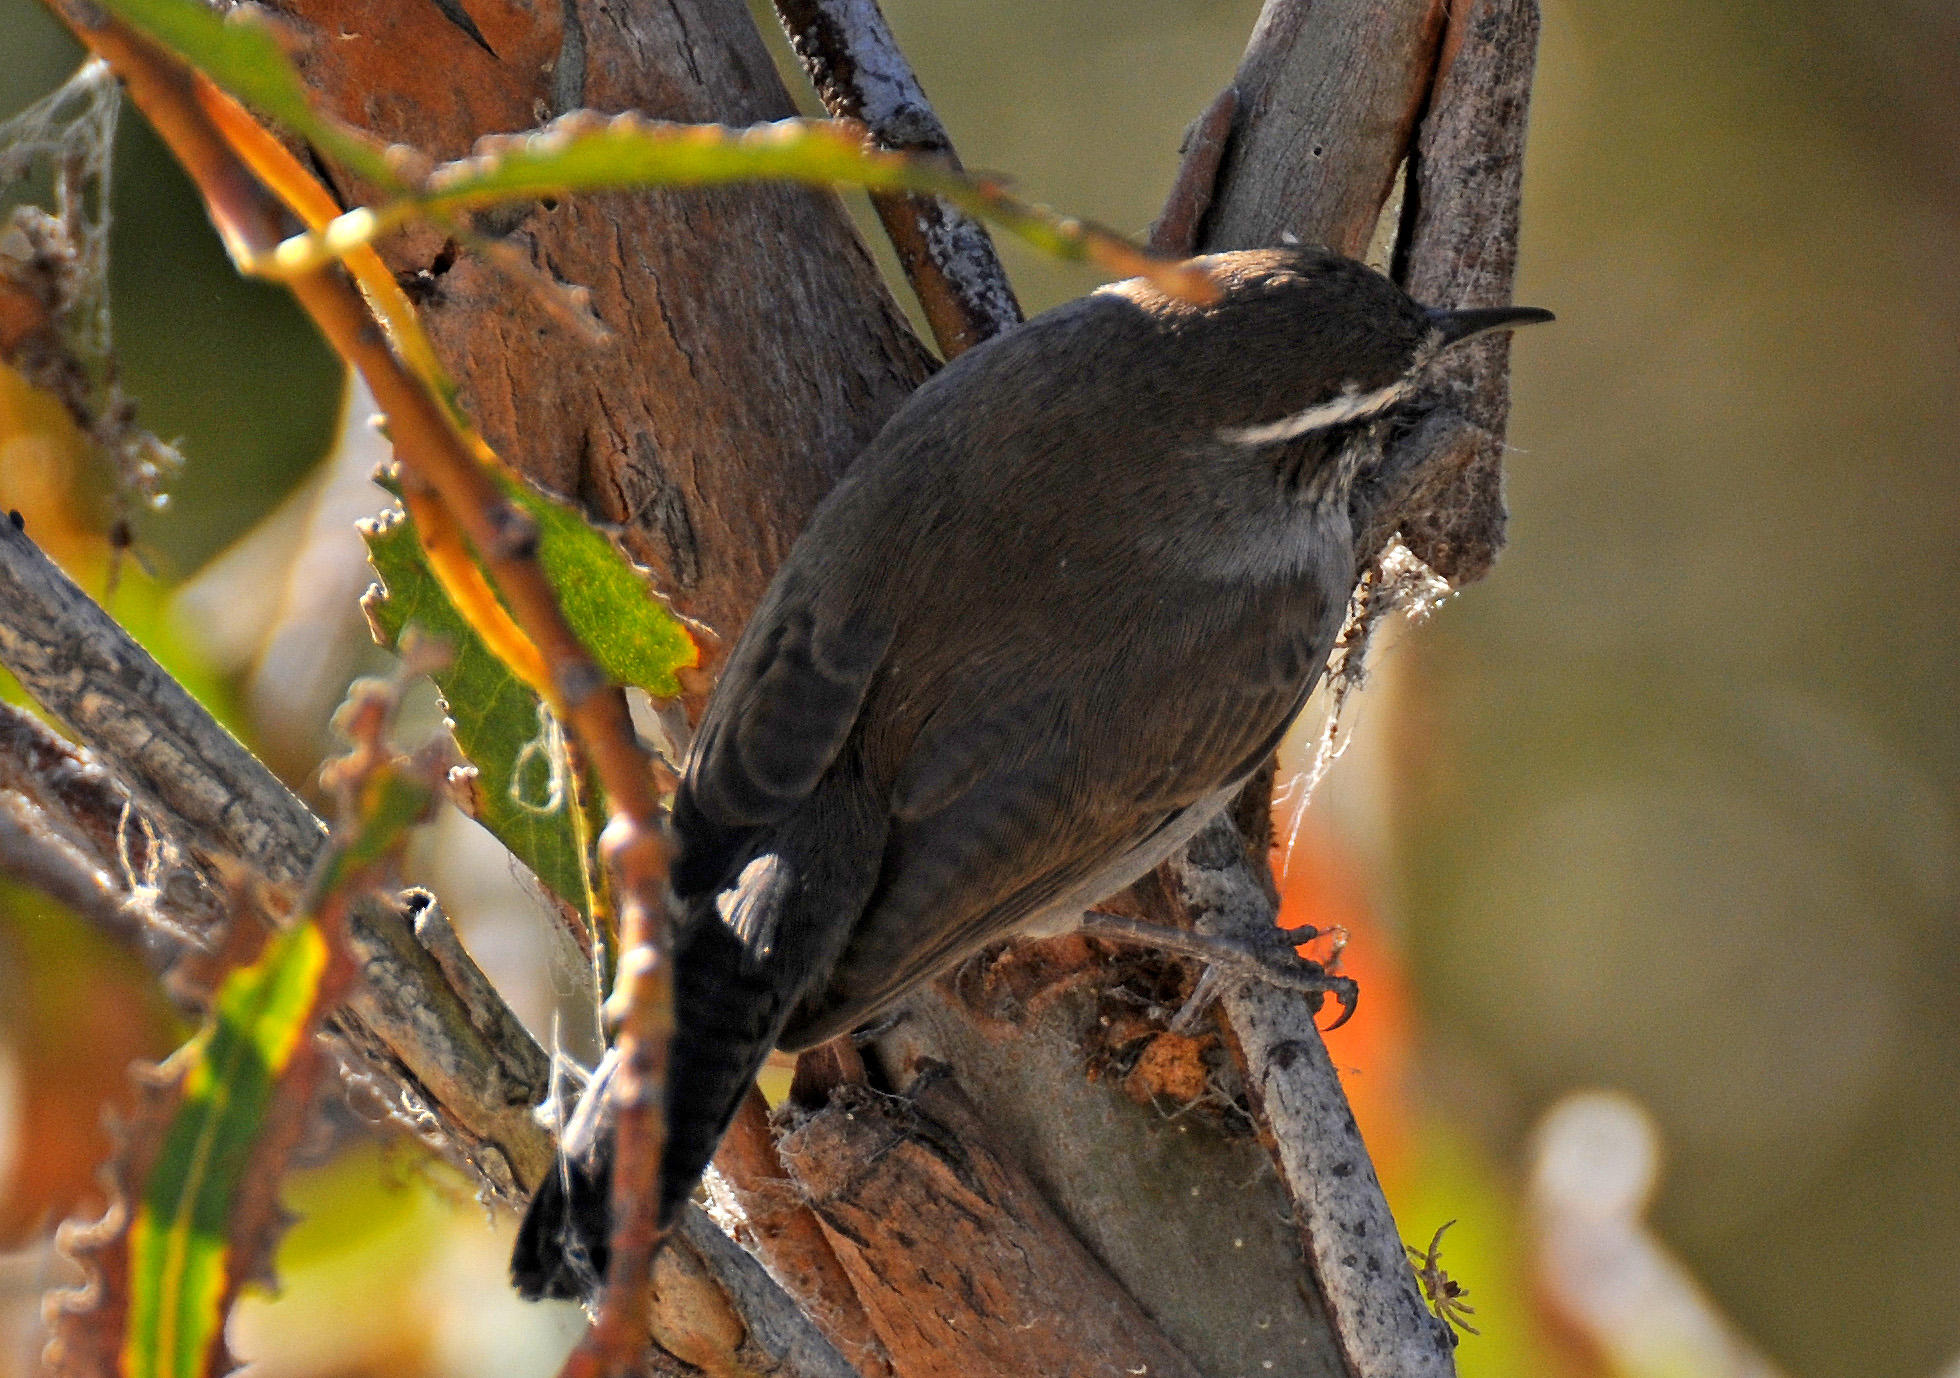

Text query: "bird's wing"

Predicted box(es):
[671, 569, 894, 898]
[781, 589, 1335, 1046]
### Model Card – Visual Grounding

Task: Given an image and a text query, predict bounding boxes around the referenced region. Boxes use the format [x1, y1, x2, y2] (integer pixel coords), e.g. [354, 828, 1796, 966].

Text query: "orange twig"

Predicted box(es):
[48, 8, 675, 1371]
[398, 484, 552, 696]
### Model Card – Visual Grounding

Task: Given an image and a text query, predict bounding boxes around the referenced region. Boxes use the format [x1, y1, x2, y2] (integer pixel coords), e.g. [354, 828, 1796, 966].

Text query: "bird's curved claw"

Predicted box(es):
[1321, 975, 1360, 1031]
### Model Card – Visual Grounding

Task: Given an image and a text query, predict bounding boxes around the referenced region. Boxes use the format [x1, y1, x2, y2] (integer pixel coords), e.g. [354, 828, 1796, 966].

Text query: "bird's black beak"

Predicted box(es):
[1426, 305, 1556, 348]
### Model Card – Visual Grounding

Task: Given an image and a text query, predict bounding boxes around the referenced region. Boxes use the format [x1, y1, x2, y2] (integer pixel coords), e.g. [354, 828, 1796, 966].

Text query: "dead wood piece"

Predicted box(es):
[1206, 0, 1446, 257]
[773, 0, 1022, 357]
[0, 516, 556, 1196]
[1366, 0, 1544, 583]
[710, 1089, 896, 1378]
[788, 1035, 868, 1110]
[775, 1070, 1205, 1378]
[668, 1207, 866, 1378]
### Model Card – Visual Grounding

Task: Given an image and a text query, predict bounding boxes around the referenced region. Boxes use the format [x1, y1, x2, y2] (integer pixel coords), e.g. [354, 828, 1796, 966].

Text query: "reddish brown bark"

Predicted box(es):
[266, 0, 934, 649]
[776, 1070, 1207, 1378]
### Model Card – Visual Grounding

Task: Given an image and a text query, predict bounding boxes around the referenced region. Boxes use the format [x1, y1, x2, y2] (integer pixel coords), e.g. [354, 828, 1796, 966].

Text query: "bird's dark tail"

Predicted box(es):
[509, 1045, 619, 1302]
[509, 917, 795, 1303]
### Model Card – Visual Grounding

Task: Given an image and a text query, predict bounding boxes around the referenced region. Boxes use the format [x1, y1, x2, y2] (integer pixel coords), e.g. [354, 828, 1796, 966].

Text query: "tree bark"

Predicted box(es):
[262, 0, 935, 650]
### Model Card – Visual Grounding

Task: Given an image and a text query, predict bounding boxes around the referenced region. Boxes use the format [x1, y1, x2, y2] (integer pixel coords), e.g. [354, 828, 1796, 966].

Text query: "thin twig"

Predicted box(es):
[772, 0, 1021, 356]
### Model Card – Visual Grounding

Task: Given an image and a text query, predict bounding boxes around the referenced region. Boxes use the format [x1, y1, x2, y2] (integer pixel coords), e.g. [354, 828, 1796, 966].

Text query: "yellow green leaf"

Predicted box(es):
[123, 920, 327, 1378]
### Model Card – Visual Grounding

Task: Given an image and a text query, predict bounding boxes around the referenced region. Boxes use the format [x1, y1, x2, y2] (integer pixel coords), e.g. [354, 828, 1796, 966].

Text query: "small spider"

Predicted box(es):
[1406, 1220, 1479, 1337]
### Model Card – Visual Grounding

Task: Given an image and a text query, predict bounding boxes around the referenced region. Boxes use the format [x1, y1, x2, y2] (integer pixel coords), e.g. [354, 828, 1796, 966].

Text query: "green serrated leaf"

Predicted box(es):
[506, 476, 697, 699]
[125, 919, 328, 1378]
[361, 507, 592, 915]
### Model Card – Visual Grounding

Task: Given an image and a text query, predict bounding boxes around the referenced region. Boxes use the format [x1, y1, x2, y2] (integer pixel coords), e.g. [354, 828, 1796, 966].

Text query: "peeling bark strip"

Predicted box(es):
[1366, 0, 1544, 582]
[772, 0, 1022, 357]
[269, 0, 934, 648]
[776, 1071, 1207, 1378]
[1206, 0, 1446, 257]
[1149, 87, 1239, 258]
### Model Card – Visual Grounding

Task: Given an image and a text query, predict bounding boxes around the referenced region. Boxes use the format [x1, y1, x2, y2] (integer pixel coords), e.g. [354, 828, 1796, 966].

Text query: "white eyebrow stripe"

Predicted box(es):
[1216, 376, 1415, 446]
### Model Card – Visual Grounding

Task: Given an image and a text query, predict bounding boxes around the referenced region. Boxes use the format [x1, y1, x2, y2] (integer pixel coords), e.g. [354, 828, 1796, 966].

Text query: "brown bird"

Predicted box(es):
[512, 245, 1550, 1300]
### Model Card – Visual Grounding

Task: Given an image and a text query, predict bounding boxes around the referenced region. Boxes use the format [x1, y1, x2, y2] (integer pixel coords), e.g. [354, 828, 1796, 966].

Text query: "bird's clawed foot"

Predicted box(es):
[1077, 911, 1358, 1031]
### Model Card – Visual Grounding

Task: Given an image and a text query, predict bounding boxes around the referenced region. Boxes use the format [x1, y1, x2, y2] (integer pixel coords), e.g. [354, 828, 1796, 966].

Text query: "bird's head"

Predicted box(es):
[1105, 246, 1552, 506]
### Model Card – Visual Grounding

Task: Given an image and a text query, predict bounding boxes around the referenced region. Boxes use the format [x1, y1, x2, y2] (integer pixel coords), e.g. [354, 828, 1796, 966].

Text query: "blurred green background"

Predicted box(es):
[2, 0, 1957, 1376]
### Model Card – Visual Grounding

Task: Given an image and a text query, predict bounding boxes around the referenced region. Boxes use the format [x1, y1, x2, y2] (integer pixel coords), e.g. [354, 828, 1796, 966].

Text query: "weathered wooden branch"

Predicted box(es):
[1169, 818, 1454, 1374]
[0, 520, 854, 1378]
[0, 520, 324, 897]
[1206, 0, 1444, 259]
[1365, 0, 1543, 582]
[0, 523, 556, 1198]
[770, 0, 1021, 356]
